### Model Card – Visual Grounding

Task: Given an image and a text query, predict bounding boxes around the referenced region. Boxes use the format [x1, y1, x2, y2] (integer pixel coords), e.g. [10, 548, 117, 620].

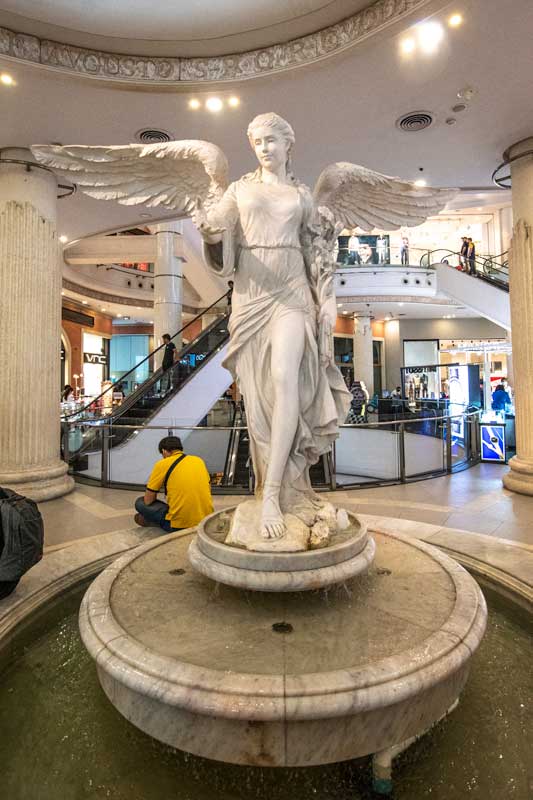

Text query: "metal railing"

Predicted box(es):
[62, 407, 481, 492]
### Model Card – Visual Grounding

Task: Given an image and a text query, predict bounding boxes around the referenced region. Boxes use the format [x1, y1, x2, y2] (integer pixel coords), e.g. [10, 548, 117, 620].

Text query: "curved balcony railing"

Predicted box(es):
[62, 407, 481, 493]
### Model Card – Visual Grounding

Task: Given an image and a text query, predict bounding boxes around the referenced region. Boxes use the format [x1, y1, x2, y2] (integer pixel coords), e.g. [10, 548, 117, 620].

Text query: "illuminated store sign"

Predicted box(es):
[83, 352, 108, 365]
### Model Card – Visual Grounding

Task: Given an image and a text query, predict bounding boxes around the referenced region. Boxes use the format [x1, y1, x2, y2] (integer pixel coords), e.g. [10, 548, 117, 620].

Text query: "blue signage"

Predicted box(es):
[480, 424, 506, 462]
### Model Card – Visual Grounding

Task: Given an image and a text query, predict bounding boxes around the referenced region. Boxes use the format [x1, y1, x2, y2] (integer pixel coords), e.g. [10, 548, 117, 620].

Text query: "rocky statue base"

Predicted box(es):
[188, 503, 375, 591]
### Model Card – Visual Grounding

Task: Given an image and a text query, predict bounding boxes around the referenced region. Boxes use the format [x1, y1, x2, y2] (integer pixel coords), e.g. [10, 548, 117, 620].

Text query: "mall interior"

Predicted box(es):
[0, 1, 532, 798]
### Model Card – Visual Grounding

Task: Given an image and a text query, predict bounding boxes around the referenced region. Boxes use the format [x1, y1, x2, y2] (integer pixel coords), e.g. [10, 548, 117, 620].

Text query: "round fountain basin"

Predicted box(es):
[79, 528, 486, 767]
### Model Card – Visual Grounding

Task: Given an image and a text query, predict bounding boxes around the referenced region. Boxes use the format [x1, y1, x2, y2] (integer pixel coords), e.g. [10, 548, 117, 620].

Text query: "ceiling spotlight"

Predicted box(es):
[416, 21, 444, 54]
[149, 320, 154, 324]
[101, 307, 106, 311]
[457, 86, 476, 101]
[400, 37, 416, 55]
[398, 302, 404, 306]
[82, 300, 88, 305]
[206, 97, 223, 113]
[117, 314, 122, 318]
[59, 235, 68, 243]
[448, 13, 463, 27]
[0, 73, 14, 86]
[61, 291, 65, 296]
[228, 96, 240, 108]
[188, 98, 201, 110]
[414, 179, 427, 187]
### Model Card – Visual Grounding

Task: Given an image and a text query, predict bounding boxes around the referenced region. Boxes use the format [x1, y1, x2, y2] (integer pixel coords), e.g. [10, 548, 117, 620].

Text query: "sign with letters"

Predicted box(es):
[83, 352, 107, 365]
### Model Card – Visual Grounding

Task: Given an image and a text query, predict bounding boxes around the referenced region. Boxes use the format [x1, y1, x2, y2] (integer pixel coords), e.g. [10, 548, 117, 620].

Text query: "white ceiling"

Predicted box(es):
[1, 0, 530, 244]
[0, 0, 366, 56]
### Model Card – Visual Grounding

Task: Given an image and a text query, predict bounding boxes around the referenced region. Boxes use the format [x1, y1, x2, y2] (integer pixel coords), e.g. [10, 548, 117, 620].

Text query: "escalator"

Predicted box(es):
[64, 294, 233, 478]
[422, 249, 510, 330]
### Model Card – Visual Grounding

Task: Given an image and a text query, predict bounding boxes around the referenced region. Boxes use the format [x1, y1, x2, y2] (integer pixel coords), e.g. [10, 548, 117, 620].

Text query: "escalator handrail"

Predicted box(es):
[222, 403, 245, 485]
[420, 247, 509, 273]
[108, 313, 229, 421]
[63, 289, 230, 420]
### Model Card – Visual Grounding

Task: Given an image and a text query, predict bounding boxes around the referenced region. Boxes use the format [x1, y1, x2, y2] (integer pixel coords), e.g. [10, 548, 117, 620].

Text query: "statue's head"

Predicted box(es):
[247, 113, 295, 177]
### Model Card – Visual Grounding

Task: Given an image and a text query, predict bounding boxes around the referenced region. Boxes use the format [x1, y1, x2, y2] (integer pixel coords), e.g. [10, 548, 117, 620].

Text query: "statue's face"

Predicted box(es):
[250, 125, 288, 172]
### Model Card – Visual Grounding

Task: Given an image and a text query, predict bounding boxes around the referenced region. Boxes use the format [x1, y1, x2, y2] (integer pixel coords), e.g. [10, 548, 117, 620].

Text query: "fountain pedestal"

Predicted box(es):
[189, 508, 375, 591]
[79, 523, 486, 776]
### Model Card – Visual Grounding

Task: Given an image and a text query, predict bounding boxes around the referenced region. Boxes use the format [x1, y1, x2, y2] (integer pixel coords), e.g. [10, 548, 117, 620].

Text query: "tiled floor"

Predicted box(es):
[39, 463, 533, 550]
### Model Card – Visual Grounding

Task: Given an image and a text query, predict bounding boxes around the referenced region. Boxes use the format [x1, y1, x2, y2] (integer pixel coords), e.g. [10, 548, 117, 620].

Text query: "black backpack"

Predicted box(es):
[0, 487, 44, 600]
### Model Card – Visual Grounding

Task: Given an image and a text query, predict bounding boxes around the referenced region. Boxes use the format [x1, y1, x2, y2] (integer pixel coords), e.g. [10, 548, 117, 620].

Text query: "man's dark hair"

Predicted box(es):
[158, 436, 183, 454]
[162, 333, 171, 342]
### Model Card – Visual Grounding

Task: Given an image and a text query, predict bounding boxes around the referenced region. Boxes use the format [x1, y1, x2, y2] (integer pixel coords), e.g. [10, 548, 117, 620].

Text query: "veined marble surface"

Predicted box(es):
[79, 527, 487, 766]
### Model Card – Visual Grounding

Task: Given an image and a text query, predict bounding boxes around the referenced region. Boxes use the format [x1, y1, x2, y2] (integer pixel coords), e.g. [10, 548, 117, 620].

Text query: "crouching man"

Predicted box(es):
[134, 436, 213, 533]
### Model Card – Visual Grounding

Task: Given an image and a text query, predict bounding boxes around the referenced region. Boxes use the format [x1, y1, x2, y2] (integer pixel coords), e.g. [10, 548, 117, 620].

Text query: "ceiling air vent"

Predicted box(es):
[395, 111, 434, 132]
[135, 128, 174, 144]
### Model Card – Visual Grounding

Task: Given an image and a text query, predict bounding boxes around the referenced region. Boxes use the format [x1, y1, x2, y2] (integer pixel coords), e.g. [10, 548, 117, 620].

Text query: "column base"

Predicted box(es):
[0, 461, 74, 502]
[502, 455, 533, 496]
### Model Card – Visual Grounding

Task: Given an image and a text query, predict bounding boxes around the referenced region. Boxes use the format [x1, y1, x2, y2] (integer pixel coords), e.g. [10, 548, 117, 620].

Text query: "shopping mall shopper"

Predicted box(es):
[467, 238, 477, 275]
[460, 236, 469, 268]
[61, 384, 75, 402]
[160, 333, 177, 394]
[134, 436, 213, 532]
[500, 377, 514, 402]
[491, 384, 512, 412]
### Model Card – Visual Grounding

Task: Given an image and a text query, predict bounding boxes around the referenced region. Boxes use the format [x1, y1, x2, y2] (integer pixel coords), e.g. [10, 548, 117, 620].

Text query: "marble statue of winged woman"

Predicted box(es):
[33, 114, 454, 542]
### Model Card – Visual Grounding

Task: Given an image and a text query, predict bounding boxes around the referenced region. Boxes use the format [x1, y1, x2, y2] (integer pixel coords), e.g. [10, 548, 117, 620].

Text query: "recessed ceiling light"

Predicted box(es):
[206, 97, 223, 113]
[414, 179, 427, 187]
[117, 314, 122, 318]
[101, 307, 106, 311]
[399, 302, 404, 306]
[416, 21, 444, 54]
[188, 98, 201, 110]
[400, 37, 416, 55]
[61, 291, 65, 296]
[0, 73, 14, 86]
[448, 13, 463, 27]
[82, 300, 88, 305]
[149, 320, 154, 324]
[228, 96, 240, 108]
[59, 235, 68, 243]
[343, 311, 348, 315]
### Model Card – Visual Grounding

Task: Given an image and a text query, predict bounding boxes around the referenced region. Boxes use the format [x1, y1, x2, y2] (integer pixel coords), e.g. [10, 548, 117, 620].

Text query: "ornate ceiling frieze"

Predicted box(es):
[0, 0, 433, 84]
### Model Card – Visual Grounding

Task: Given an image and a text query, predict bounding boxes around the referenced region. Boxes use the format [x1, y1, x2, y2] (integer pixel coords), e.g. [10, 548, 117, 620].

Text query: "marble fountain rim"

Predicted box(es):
[78, 528, 488, 723]
[196, 507, 368, 571]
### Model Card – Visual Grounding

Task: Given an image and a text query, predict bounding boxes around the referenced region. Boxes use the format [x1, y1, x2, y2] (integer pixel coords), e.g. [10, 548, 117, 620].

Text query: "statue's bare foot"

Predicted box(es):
[261, 485, 286, 539]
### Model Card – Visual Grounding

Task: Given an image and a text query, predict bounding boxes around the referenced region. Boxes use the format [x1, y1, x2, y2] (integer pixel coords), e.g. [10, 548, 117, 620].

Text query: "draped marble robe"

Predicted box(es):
[203, 171, 351, 502]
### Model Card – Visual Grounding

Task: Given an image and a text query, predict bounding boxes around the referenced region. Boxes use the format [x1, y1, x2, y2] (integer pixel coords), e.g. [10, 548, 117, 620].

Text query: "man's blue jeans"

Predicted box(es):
[135, 497, 182, 533]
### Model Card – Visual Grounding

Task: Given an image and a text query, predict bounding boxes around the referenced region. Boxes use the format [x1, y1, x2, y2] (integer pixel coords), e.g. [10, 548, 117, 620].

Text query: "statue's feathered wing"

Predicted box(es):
[31, 140, 229, 217]
[313, 162, 456, 231]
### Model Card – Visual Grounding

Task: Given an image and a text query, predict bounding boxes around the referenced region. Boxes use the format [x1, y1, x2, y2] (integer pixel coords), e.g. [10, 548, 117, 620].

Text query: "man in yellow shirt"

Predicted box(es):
[134, 436, 213, 532]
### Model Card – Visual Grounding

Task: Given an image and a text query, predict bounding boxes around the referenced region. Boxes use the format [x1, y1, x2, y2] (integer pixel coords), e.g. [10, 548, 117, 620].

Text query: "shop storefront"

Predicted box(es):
[82, 331, 110, 396]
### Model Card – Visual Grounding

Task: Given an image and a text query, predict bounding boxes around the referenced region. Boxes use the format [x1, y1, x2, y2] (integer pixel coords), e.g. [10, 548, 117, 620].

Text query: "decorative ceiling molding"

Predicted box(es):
[0, 0, 433, 85]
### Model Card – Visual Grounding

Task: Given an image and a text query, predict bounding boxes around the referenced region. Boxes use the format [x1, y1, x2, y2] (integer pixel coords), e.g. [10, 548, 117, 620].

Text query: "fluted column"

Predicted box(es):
[353, 313, 374, 396]
[502, 138, 533, 494]
[151, 221, 183, 367]
[0, 148, 73, 500]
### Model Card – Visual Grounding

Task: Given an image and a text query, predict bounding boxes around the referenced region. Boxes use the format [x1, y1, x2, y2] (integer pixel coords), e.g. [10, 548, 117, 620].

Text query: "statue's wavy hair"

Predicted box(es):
[246, 112, 299, 185]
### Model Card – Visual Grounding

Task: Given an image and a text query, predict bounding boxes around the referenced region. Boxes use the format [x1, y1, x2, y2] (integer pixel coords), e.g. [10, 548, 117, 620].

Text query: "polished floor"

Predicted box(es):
[39, 463, 533, 550]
